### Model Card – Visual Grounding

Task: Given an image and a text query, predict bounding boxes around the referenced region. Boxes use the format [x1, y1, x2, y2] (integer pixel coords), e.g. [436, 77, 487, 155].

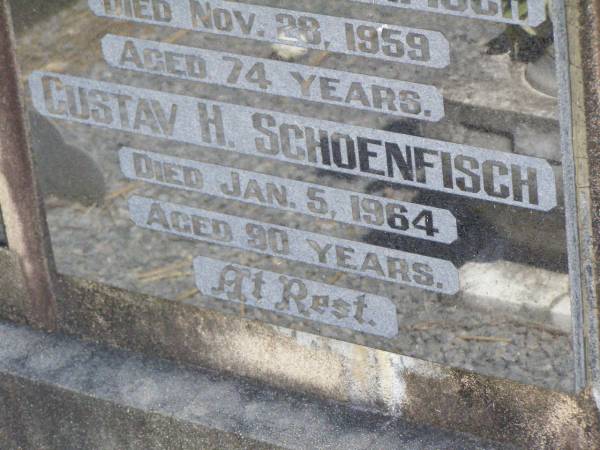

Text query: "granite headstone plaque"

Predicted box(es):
[11, 0, 576, 391]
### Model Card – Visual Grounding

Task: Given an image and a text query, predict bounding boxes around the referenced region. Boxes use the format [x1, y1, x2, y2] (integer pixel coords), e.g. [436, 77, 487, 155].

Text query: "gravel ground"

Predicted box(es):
[12, 0, 574, 391]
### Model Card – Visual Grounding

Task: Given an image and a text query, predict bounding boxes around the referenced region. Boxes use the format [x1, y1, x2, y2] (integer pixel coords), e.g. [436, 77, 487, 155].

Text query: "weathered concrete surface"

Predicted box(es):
[53, 275, 600, 448]
[0, 321, 512, 450]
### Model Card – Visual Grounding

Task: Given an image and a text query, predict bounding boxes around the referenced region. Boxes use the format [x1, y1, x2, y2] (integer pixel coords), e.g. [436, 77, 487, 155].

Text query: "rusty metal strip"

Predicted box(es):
[0, 0, 57, 330]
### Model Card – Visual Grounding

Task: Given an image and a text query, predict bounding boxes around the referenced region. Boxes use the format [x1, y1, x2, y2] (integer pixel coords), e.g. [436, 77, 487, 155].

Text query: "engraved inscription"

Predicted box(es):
[194, 256, 399, 337]
[88, 0, 450, 67]
[120, 148, 458, 242]
[343, 0, 545, 27]
[102, 34, 445, 121]
[128, 195, 460, 293]
[30, 72, 557, 211]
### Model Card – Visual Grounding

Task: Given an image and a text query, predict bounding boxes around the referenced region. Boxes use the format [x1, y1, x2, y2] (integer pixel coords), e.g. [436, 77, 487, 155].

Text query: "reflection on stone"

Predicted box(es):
[29, 111, 105, 206]
[271, 44, 308, 61]
[460, 260, 570, 331]
[525, 48, 558, 98]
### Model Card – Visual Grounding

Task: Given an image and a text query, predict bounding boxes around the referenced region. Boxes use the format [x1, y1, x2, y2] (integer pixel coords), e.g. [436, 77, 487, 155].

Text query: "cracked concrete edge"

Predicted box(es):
[0, 321, 511, 450]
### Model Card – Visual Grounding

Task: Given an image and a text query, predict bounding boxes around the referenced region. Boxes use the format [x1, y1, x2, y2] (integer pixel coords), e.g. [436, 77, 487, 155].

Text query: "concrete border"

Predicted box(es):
[0, 321, 509, 450]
